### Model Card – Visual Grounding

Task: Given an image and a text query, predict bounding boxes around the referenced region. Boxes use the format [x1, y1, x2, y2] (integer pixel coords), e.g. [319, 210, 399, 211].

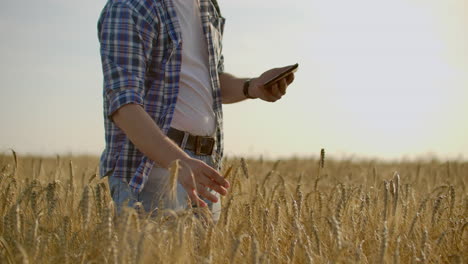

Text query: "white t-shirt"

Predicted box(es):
[171, 0, 216, 136]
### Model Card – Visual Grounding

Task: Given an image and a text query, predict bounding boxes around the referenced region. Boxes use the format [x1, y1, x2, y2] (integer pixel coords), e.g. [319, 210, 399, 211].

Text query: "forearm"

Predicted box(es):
[219, 73, 250, 104]
[111, 104, 191, 168]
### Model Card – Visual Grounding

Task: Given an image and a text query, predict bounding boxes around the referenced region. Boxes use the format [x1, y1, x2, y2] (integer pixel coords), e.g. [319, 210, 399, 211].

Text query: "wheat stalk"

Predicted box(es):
[168, 160, 181, 205]
[392, 172, 400, 217]
[79, 185, 91, 228]
[383, 180, 390, 222]
[240, 158, 250, 180]
[379, 221, 388, 263]
[0, 155, 466, 263]
[431, 195, 444, 228]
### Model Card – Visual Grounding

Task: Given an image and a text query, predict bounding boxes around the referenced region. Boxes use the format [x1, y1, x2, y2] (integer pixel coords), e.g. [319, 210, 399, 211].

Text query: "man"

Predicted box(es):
[98, 0, 295, 221]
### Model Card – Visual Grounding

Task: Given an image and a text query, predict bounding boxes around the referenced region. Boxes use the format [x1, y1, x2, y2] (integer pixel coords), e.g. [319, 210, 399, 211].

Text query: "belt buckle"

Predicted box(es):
[195, 136, 215, 156]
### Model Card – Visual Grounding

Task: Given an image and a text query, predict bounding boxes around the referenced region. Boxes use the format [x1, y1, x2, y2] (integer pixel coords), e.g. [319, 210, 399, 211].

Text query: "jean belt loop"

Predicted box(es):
[181, 131, 189, 149]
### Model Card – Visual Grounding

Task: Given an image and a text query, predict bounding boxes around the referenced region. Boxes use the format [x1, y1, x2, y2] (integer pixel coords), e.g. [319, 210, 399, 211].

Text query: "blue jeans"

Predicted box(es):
[107, 145, 221, 222]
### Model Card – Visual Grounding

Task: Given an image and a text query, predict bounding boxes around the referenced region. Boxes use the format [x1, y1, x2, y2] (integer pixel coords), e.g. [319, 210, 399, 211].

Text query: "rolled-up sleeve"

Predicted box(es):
[98, 3, 149, 118]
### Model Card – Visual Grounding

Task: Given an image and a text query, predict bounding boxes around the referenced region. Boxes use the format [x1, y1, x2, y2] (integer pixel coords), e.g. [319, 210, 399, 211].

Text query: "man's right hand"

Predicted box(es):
[112, 104, 230, 207]
[177, 158, 230, 207]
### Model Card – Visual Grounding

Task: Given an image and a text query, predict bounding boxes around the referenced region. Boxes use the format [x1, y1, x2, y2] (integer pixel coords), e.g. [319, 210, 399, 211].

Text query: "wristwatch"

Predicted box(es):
[243, 78, 255, 99]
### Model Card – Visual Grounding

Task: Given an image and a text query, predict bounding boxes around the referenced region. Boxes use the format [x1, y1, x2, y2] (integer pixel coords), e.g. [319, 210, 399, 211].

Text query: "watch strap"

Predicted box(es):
[243, 79, 255, 99]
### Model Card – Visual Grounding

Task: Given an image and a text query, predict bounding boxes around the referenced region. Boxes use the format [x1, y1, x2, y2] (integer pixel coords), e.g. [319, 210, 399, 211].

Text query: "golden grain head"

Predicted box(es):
[0, 154, 466, 263]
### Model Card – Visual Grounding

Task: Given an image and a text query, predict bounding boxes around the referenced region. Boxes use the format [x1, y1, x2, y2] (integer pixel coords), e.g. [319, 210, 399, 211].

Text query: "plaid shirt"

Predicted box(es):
[98, 0, 225, 192]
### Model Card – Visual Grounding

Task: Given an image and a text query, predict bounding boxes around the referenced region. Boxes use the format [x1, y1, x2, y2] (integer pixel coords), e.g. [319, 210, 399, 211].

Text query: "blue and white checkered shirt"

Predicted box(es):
[98, 0, 225, 192]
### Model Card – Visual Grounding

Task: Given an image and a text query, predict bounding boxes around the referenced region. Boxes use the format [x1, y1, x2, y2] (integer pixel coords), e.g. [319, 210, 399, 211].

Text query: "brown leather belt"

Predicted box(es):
[167, 128, 215, 156]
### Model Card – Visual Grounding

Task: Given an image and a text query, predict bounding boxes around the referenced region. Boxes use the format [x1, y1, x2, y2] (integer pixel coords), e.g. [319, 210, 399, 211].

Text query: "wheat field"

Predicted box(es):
[0, 151, 467, 263]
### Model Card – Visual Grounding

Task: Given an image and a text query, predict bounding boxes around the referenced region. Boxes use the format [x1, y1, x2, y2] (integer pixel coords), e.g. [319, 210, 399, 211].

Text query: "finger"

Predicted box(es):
[278, 78, 287, 95]
[286, 73, 295, 84]
[263, 84, 279, 101]
[185, 186, 207, 207]
[260, 82, 278, 101]
[178, 171, 207, 207]
[196, 183, 218, 203]
[261, 88, 277, 102]
[203, 165, 230, 188]
[199, 176, 228, 196]
[270, 83, 282, 98]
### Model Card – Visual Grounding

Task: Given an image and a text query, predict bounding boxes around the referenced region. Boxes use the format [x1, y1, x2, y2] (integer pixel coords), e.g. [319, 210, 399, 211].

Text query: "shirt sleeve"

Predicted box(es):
[98, 3, 150, 118]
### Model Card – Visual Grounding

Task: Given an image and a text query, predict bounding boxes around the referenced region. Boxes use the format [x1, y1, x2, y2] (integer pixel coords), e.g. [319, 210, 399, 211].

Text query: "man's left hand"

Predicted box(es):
[249, 66, 296, 102]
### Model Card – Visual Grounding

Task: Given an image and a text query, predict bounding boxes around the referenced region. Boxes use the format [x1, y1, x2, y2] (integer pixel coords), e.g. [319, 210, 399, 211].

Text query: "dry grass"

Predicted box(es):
[0, 151, 467, 263]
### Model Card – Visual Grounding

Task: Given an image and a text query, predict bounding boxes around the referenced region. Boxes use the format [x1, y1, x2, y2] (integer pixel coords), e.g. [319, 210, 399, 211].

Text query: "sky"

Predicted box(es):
[0, 0, 467, 161]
